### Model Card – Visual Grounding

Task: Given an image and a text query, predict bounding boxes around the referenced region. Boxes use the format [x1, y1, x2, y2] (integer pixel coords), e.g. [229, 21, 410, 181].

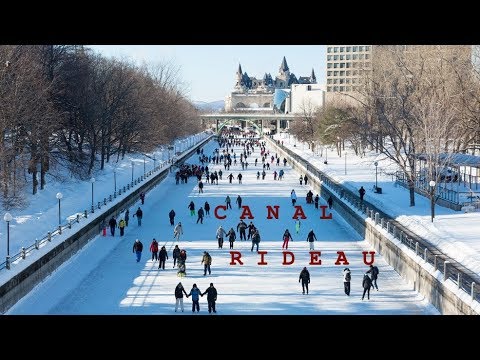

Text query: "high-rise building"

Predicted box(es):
[325, 45, 372, 93]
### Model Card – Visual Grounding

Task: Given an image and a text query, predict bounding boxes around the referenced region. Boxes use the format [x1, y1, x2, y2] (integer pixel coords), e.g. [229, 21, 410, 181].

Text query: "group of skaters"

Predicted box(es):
[300, 264, 380, 299]
[174, 281, 218, 313]
[215, 220, 261, 251]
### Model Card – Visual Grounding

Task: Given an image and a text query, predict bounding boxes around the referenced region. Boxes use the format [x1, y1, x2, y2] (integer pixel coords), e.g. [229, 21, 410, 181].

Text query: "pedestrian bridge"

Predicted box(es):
[199, 113, 296, 135]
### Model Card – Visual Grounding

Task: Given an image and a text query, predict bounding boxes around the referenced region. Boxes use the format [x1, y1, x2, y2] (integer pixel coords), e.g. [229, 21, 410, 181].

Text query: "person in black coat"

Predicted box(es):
[327, 196, 333, 209]
[359, 186, 366, 202]
[201, 283, 218, 313]
[174, 282, 188, 312]
[362, 273, 372, 300]
[314, 194, 319, 209]
[196, 207, 204, 224]
[158, 245, 169, 270]
[108, 216, 117, 236]
[367, 264, 379, 290]
[204, 201, 210, 216]
[343, 268, 351, 296]
[169, 209, 176, 226]
[299, 267, 310, 294]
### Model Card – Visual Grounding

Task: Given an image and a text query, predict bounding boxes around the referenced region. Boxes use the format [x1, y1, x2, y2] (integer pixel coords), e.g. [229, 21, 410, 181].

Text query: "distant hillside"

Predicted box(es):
[193, 100, 224, 112]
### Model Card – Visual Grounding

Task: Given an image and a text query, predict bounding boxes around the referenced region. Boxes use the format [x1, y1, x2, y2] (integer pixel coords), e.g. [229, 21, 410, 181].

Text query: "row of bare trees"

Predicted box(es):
[289, 45, 479, 206]
[0, 45, 202, 209]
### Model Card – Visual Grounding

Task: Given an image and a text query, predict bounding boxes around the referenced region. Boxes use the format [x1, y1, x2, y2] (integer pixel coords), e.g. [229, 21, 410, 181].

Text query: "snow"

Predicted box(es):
[5, 133, 442, 314]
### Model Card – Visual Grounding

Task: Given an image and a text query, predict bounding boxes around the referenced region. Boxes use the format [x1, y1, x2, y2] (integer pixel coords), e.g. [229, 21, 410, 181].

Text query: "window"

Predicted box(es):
[339, 79, 344, 84]
[340, 71, 345, 76]
[346, 46, 351, 52]
[334, 63, 338, 68]
[334, 71, 338, 76]
[327, 63, 333, 68]
[346, 54, 351, 60]
[340, 86, 345, 91]
[327, 86, 332, 91]
[333, 79, 338, 84]
[340, 63, 345, 68]
[346, 71, 351, 76]
[346, 78, 350, 84]
[352, 71, 357, 76]
[359, 46, 364, 51]
[327, 71, 332, 76]
[359, 54, 364, 60]
[346, 63, 350, 68]
[333, 86, 339, 91]
[340, 55, 344, 60]
[327, 79, 332, 84]
[327, 55, 332, 61]
[365, 46, 370, 51]
[353, 54, 358, 60]
[334, 55, 339, 60]
[346, 86, 351, 91]
[353, 46, 358, 52]
[340, 47, 344, 52]
[365, 54, 370, 60]
[334, 47, 338, 53]
[327, 47, 332, 52]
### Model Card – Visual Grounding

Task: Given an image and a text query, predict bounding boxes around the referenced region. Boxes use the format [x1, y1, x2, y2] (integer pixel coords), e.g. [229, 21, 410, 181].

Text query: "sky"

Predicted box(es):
[2, 130, 480, 314]
[87, 45, 326, 103]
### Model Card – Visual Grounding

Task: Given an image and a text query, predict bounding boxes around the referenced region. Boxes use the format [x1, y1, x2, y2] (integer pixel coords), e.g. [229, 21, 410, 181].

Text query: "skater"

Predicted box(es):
[299, 266, 310, 294]
[359, 186, 366, 202]
[237, 219, 247, 241]
[158, 245, 168, 269]
[174, 222, 183, 241]
[198, 180, 204, 194]
[362, 272, 372, 300]
[291, 189, 297, 206]
[133, 207, 143, 226]
[201, 251, 212, 276]
[343, 268, 351, 296]
[204, 201, 210, 216]
[172, 244, 181, 268]
[295, 218, 301, 234]
[150, 238, 159, 261]
[304, 175, 308, 185]
[216, 225, 226, 249]
[124, 209, 130, 227]
[247, 221, 256, 240]
[236, 195, 243, 209]
[306, 229, 317, 250]
[225, 195, 232, 209]
[187, 283, 202, 313]
[169, 209, 176, 226]
[196, 206, 204, 224]
[327, 196, 333, 209]
[314, 194, 319, 209]
[251, 228, 261, 252]
[228, 173, 234, 183]
[367, 264, 379, 290]
[226, 227, 236, 249]
[140, 192, 145, 205]
[108, 216, 117, 236]
[188, 201, 195, 216]
[132, 239, 143, 263]
[118, 217, 126, 236]
[299, 175, 303, 185]
[237, 173, 242, 184]
[283, 158, 287, 166]
[282, 229, 293, 250]
[174, 282, 188, 312]
[201, 283, 218, 314]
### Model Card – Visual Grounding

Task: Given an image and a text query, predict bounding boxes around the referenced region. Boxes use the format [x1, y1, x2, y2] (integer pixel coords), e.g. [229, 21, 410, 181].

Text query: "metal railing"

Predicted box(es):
[267, 136, 480, 303]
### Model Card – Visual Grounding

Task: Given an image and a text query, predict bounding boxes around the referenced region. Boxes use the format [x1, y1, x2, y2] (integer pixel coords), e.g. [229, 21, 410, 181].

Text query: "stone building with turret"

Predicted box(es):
[225, 57, 316, 112]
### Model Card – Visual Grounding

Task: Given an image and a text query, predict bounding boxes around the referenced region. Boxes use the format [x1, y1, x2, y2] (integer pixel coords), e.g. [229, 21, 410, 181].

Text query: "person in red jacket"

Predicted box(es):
[282, 229, 293, 250]
[150, 238, 159, 261]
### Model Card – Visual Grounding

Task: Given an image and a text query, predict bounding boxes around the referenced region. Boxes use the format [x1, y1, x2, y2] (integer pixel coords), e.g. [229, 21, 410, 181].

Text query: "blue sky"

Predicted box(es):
[88, 45, 326, 103]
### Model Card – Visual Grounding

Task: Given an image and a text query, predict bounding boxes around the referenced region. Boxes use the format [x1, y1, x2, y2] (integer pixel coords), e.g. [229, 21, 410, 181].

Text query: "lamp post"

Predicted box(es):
[131, 161, 134, 182]
[90, 177, 95, 212]
[429, 180, 436, 222]
[344, 152, 347, 175]
[113, 170, 117, 192]
[56, 192, 63, 226]
[374, 161, 378, 189]
[153, 155, 156, 171]
[143, 156, 146, 176]
[4, 212, 12, 257]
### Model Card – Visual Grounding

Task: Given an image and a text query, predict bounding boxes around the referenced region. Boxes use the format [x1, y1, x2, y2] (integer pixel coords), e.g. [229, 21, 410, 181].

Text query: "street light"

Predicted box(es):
[143, 156, 146, 176]
[374, 161, 378, 189]
[4, 212, 12, 257]
[113, 170, 117, 192]
[90, 177, 95, 212]
[56, 192, 63, 226]
[429, 180, 436, 222]
[344, 152, 347, 175]
[131, 161, 134, 182]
